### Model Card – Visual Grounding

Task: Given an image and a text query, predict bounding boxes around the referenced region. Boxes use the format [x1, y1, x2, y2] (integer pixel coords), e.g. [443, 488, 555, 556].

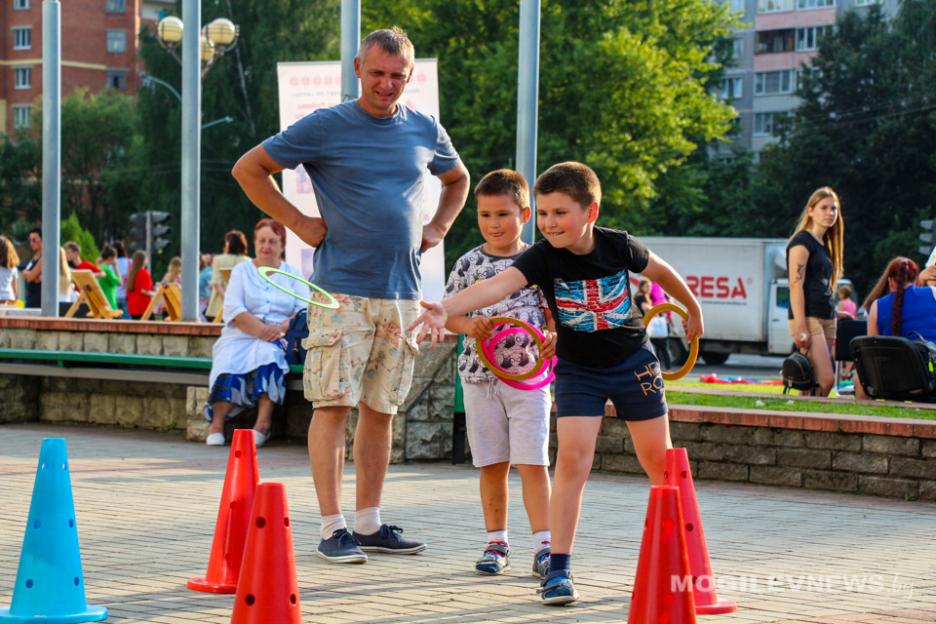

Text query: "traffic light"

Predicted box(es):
[150, 211, 171, 255]
[128, 212, 148, 253]
[920, 218, 935, 259]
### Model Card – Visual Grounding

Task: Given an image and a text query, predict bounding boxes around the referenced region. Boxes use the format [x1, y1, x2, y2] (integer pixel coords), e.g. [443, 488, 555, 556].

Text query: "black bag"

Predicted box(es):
[283, 309, 309, 366]
[781, 350, 815, 394]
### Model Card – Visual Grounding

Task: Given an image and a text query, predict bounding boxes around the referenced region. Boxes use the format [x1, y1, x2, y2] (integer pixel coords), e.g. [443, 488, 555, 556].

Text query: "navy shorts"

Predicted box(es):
[554, 344, 667, 421]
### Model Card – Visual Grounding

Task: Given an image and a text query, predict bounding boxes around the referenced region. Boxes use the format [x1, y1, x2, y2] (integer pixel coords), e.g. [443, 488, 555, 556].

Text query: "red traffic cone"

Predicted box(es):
[230, 482, 301, 624]
[188, 429, 260, 594]
[665, 448, 737, 615]
[628, 485, 696, 624]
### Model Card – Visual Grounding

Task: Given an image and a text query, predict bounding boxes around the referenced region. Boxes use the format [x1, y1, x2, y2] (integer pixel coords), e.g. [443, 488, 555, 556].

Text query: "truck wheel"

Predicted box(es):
[668, 338, 689, 367]
[700, 351, 730, 366]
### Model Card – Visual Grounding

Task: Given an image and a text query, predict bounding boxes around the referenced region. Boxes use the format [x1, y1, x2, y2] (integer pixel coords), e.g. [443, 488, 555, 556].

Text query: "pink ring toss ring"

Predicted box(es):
[476, 317, 556, 390]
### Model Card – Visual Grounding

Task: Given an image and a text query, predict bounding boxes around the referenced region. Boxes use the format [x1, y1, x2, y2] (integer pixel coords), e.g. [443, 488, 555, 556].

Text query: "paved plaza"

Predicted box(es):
[0, 423, 934, 624]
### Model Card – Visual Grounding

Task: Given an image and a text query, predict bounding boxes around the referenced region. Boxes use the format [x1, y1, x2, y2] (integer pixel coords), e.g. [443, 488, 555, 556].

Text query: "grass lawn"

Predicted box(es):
[666, 386, 936, 421]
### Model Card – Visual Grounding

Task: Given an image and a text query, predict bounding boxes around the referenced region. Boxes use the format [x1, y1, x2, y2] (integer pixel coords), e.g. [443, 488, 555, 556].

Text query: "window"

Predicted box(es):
[13, 0, 30, 9]
[754, 70, 794, 95]
[757, 0, 793, 13]
[754, 112, 779, 136]
[732, 38, 745, 60]
[13, 26, 32, 50]
[106, 0, 126, 13]
[13, 105, 31, 129]
[107, 69, 127, 90]
[718, 77, 744, 100]
[797, 0, 835, 8]
[855, 0, 880, 5]
[756, 29, 795, 54]
[796, 26, 831, 51]
[106, 30, 127, 53]
[14, 66, 32, 89]
[729, 0, 746, 12]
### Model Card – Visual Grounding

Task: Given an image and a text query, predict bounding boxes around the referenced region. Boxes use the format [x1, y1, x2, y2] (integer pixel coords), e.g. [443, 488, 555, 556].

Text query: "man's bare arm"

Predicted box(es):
[231, 145, 327, 248]
[421, 161, 470, 252]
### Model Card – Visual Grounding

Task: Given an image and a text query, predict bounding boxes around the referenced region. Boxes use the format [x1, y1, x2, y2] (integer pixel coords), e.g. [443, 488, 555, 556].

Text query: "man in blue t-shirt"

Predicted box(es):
[232, 27, 469, 564]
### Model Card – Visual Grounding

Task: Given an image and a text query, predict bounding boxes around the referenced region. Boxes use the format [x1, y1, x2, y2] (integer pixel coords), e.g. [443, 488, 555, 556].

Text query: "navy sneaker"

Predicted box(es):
[316, 528, 367, 564]
[538, 570, 579, 606]
[352, 524, 426, 554]
[532, 546, 551, 579]
[475, 542, 510, 575]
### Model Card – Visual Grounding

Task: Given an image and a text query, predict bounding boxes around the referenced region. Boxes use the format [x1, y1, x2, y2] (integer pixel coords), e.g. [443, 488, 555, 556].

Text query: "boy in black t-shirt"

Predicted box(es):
[411, 161, 703, 606]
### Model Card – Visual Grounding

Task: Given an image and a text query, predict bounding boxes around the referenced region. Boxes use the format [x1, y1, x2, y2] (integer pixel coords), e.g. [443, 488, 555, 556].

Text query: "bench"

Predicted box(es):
[0, 348, 304, 388]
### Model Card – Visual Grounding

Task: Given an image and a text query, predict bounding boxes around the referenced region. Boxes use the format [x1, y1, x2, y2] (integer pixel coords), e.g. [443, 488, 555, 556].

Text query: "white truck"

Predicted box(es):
[638, 237, 798, 365]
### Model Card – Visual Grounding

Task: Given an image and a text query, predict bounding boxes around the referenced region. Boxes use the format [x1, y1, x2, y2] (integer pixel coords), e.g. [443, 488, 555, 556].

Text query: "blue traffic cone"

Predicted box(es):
[0, 438, 108, 623]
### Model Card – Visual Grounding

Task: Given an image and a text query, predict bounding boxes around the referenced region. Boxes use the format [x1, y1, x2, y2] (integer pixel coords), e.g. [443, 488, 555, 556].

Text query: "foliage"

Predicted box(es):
[60, 212, 101, 261]
[740, 3, 936, 293]
[0, 132, 41, 236]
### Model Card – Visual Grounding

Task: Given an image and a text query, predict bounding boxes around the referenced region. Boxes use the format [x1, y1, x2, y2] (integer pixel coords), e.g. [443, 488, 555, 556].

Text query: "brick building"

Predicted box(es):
[0, 0, 173, 136]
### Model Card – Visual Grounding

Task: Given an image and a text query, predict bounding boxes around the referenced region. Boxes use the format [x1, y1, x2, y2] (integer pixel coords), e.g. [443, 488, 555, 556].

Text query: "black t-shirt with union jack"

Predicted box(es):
[512, 227, 651, 367]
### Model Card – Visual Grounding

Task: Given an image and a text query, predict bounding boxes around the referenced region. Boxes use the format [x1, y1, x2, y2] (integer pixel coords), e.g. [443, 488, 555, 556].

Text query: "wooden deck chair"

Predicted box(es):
[65, 270, 123, 319]
[140, 283, 183, 321]
[212, 267, 233, 323]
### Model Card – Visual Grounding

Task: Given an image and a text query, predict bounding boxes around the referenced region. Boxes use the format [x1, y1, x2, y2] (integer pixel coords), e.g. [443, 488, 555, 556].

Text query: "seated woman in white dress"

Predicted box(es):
[204, 218, 308, 447]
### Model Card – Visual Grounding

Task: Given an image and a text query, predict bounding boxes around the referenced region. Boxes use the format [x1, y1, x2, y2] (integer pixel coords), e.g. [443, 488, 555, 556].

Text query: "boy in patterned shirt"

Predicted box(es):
[445, 169, 556, 578]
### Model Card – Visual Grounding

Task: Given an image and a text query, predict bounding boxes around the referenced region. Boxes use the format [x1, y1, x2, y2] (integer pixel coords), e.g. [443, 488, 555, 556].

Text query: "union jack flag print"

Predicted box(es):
[554, 271, 633, 332]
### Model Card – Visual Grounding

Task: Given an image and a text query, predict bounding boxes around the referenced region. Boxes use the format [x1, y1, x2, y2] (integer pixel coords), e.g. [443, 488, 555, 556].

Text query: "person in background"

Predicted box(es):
[113, 241, 130, 316]
[126, 250, 155, 320]
[836, 284, 857, 320]
[0, 235, 20, 305]
[56, 247, 74, 305]
[786, 187, 844, 397]
[64, 242, 104, 277]
[204, 219, 307, 448]
[634, 279, 652, 316]
[199, 253, 214, 319]
[205, 230, 250, 320]
[96, 244, 122, 310]
[21, 228, 42, 308]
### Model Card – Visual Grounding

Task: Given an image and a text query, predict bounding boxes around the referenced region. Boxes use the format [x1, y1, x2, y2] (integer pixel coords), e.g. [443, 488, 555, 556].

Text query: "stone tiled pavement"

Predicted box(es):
[0, 424, 934, 624]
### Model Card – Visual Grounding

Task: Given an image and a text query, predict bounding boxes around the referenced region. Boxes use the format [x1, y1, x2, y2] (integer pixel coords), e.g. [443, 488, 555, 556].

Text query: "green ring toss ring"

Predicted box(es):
[257, 266, 340, 309]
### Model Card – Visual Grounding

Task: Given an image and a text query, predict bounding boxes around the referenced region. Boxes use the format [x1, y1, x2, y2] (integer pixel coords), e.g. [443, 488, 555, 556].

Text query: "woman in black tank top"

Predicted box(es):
[786, 187, 844, 396]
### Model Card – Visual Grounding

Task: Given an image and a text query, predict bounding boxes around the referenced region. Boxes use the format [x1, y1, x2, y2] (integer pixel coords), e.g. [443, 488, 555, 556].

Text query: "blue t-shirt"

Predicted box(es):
[263, 101, 460, 299]
[875, 286, 936, 341]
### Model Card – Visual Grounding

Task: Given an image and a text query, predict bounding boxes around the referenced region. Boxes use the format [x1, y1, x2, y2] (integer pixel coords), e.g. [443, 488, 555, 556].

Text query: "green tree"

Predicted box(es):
[0, 132, 41, 234]
[61, 212, 101, 261]
[750, 3, 936, 293]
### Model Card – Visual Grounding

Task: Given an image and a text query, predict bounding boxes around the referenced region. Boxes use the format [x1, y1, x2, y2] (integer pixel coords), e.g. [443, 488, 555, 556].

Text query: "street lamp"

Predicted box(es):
[151, 12, 239, 321]
[155, 15, 239, 77]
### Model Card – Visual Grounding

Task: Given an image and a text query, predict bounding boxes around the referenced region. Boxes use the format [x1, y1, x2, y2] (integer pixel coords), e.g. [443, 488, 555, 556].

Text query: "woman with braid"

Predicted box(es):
[854, 257, 936, 399]
[786, 187, 845, 396]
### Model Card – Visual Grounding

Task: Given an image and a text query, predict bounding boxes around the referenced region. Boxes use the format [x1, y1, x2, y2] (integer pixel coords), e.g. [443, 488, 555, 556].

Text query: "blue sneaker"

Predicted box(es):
[538, 570, 579, 606]
[475, 542, 510, 575]
[353, 524, 427, 554]
[532, 546, 551, 579]
[316, 528, 367, 564]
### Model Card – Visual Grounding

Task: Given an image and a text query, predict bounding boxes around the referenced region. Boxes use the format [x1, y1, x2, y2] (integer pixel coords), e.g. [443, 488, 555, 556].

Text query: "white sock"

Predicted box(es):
[532, 530, 551, 553]
[355, 507, 382, 536]
[320, 514, 346, 540]
[486, 529, 508, 545]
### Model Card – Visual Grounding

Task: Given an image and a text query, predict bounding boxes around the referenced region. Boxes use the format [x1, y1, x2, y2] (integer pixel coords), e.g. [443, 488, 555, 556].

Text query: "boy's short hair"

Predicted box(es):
[838, 284, 853, 299]
[64, 241, 81, 254]
[534, 161, 601, 209]
[474, 169, 530, 210]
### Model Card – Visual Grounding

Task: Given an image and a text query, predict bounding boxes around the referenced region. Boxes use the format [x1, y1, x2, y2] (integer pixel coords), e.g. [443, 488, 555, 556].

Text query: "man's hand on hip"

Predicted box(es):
[420, 222, 446, 253]
[293, 216, 328, 248]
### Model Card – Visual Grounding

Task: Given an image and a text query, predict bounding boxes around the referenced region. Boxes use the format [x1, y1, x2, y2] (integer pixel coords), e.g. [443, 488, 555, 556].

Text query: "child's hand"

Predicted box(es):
[410, 300, 448, 347]
[683, 312, 704, 343]
[466, 316, 493, 340]
[540, 330, 557, 360]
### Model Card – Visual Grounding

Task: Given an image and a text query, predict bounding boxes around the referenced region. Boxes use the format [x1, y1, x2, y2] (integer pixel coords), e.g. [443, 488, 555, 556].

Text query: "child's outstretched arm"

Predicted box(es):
[642, 252, 704, 341]
[411, 267, 528, 346]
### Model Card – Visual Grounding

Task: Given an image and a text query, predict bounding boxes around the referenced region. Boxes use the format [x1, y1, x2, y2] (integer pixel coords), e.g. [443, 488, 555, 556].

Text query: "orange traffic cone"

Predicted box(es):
[188, 429, 260, 594]
[628, 485, 696, 624]
[230, 482, 301, 624]
[665, 448, 737, 615]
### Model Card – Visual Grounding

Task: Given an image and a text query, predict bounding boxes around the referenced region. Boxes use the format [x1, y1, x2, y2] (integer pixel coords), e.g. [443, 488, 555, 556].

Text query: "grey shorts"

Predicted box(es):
[462, 380, 551, 468]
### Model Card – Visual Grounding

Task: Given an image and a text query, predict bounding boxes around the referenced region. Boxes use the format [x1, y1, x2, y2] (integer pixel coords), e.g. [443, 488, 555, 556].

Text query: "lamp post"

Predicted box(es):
[154, 13, 239, 321]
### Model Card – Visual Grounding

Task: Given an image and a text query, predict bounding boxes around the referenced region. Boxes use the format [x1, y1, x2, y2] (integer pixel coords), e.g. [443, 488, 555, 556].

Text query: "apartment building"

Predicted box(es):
[718, 0, 899, 153]
[0, 0, 160, 136]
